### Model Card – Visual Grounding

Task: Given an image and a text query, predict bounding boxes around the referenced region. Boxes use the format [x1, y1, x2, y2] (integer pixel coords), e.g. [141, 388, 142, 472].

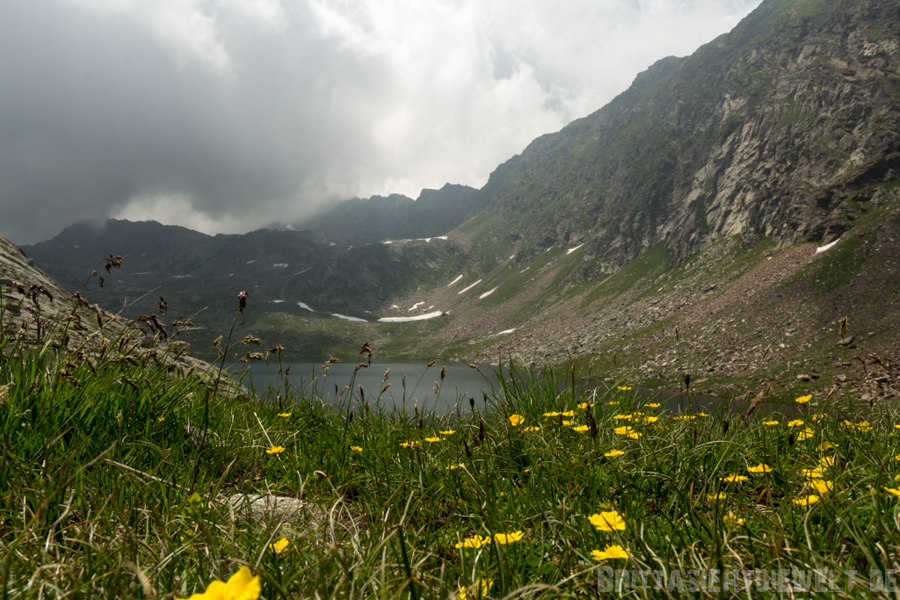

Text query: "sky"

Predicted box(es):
[0, 0, 762, 245]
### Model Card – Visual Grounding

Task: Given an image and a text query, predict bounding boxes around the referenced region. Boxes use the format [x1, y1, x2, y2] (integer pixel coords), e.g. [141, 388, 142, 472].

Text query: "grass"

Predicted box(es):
[4, 289, 900, 598]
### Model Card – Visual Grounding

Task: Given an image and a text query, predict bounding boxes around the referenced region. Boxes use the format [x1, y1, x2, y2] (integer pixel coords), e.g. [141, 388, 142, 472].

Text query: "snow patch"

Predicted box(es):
[497, 328, 516, 335]
[329, 242, 336, 246]
[447, 274, 463, 286]
[816, 239, 840, 254]
[457, 279, 482, 295]
[274, 263, 288, 268]
[294, 267, 312, 276]
[271, 300, 285, 304]
[382, 236, 448, 245]
[246, 259, 256, 264]
[567, 243, 584, 255]
[391, 304, 399, 309]
[172, 275, 192, 279]
[479, 287, 498, 300]
[331, 313, 367, 322]
[409, 301, 424, 311]
[378, 311, 444, 323]
[297, 302, 314, 312]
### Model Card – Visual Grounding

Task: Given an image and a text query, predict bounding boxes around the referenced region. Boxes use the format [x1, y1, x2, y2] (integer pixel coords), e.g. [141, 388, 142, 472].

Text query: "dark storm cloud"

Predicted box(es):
[0, 0, 762, 245]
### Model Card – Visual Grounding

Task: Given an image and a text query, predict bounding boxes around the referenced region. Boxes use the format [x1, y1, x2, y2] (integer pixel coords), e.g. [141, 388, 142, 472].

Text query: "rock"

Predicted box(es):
[224, 493, 326, 527]
[836, 336, 855, 346]
[796, 374, 812, 382]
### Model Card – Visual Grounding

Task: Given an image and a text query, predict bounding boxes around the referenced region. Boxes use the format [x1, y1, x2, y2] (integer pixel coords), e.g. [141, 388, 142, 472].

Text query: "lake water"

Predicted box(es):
[236, 361, 503, 416]
[235, 360, 799, 420]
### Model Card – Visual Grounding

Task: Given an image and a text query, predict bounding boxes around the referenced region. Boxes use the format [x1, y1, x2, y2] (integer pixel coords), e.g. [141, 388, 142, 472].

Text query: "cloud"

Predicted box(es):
[112, 191, 265, 234]
[0, 0, 761, 245]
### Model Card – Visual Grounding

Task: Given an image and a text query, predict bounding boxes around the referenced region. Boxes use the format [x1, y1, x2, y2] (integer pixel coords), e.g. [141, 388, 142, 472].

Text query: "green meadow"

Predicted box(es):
[2, 293, 900, 599]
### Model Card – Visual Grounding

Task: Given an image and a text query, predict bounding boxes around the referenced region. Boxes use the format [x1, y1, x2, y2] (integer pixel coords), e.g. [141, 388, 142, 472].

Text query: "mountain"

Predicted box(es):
[22, 0, 900, 399]
[293, 183, 482, 246]
[462, 0, 899, 274]
[0, 231, 241, 392]
[23, 219, 469, 355]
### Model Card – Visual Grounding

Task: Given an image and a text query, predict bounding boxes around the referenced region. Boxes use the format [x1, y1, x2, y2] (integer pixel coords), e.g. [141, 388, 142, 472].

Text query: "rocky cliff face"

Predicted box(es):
[472, 0, 900, 275]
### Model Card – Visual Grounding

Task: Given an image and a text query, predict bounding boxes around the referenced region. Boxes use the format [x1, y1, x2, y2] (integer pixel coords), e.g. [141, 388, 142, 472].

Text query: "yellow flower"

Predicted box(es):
[454, 534, 490, 549]
[895, 425, 900, 430]
[787, 419, 804, 427]
[562, 420, 575, 426]
[604, 449, 625, 458]
[894, 455, 900, 461]
[793, 494, 820, 506]
[445, 463, 464, 470]
[809, 480, 833, 494]
[819, 456, 834, 468]
[801, 468, 824, 479]
[642, 416, 659, 424]
[424, 436, 443, 443]
[400, 441, 420, 448]
[843, 420, 873, 432]
[646, 403, 661, 408]
[591, 544, 630, 560]
[613, 414, 633, 420]
[350, 446, 363, 452]
[606, 401, 619, 406]
[748, 463, 771, 473]
[820, 441, 838, 450]
[542, 411, 561, 417]
[797, 428, 815, 441]
[459, 579, 493, 600]
[617, 386, 632, 391]
[707, 492, 726, 501]
[578, 402, 593, 409]
[509, 414, 525, 426]
[561, 410, 575, 417]
[266, 445, 286, 454]
[572, 425, 590, 432]
[277, 412, 291, 417]
[885, 487, 900, 497]
[523, 426, 541, 432]
[795, 395, 812, 404]
[440, 430, 456, 435]
[588, 510, 626, 531]
[721, 474, 748, 483]
[613, 426, 640, 438]
[673, 415, 695, 421]
[493, 531, 524, 544]
[762, 420, 780, 426]
[178, 566, 260, 600]
[724, 513, 745, 527]
[696, 413, 709, 417]
[269, 537, 290, 553]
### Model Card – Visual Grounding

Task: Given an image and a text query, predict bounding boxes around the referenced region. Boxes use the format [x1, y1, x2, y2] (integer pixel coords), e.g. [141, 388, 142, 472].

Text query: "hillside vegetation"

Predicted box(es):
[4, 285, 900, 598]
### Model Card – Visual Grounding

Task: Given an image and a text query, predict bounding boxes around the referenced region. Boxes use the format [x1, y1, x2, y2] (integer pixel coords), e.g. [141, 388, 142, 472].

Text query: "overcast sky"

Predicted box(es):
[1, 0, 762, 245]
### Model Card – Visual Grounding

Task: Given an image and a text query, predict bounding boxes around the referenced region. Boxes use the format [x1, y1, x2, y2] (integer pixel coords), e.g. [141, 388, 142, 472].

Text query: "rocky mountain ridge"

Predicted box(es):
[291, 183, 482, 246]
[465, 0, 899, 274]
